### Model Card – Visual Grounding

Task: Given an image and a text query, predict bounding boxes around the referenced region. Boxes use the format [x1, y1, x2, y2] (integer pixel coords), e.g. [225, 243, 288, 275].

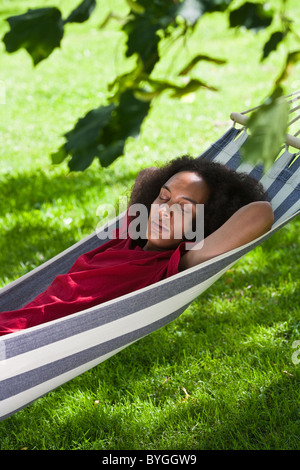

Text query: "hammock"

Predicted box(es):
[1, 94, 300, 422]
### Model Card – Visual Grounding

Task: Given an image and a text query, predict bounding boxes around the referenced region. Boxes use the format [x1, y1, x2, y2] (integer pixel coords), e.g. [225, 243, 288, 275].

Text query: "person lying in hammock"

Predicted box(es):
[0, 155, 274, 336]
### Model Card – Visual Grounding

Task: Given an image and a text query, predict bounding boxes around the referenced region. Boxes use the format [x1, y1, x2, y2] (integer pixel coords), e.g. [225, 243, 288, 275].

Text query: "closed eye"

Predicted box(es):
[158, 188, 170, 201]
[162, 184, 198, 206]
[181, 203, 193, 213]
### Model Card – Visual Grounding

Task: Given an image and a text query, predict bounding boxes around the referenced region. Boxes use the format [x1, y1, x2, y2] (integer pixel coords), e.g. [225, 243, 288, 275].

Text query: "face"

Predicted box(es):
[144, 171, 211, 251]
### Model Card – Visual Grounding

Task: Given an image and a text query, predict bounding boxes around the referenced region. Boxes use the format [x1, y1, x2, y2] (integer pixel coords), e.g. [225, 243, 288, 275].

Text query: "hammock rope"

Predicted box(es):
[230, 89, 300, 150]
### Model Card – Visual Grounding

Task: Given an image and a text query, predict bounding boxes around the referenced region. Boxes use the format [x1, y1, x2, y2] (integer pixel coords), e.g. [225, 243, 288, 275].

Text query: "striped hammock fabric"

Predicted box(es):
[0, 117, 299, 422]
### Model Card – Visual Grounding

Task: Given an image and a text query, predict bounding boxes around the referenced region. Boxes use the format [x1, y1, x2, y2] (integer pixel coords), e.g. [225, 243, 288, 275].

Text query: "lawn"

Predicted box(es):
[0, 0, 299, 450]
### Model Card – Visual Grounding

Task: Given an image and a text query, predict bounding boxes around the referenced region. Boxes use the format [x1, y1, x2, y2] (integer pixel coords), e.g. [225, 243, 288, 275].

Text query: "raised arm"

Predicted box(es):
[178, 201, 274, 271]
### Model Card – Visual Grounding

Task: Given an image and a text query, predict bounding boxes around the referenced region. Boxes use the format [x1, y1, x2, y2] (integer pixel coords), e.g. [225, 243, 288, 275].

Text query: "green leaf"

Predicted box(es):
[97, 141, 125, 168]
[51, 145, 67, 165]
[64, 105, 115, 153]
[52, 91, 150, 171]
[134, 76, 217, 101]
[123, 15, 160, 73]
[122, 1, 184, 72]
[179, 53, 226, 75]
[51, 104, 115, 170]
[261, 31, 284, 61]
[68, 148, 97, 172]
[124, 0, 145, 15]
[97, 91, 150, 167]
[229, 2, 273, 31]
[170, 78, 218, 96]
[275, 50, 300, 85]
[3, 8, 64, 65]
[115, 89, 150, 140]
[242, 89, 289, 169]
[65, 0, 96, 24]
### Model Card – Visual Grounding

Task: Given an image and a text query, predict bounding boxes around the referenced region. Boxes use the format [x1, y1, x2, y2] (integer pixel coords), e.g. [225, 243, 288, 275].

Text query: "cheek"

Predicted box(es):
[174, 209, 195, 234]
[170, 213, 184, 239]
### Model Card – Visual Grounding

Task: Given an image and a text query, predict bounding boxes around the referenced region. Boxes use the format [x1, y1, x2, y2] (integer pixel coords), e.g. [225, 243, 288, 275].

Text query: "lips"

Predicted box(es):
[151, 221, 162, 232]
[150, 220, 170, 234]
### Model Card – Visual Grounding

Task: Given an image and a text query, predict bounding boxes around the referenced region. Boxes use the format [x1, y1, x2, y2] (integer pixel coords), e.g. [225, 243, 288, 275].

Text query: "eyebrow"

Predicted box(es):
[161, 184, 198, 205]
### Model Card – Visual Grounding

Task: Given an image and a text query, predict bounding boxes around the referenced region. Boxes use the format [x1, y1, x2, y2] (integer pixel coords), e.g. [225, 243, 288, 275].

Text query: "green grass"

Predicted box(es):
[0, 0, 299, 450]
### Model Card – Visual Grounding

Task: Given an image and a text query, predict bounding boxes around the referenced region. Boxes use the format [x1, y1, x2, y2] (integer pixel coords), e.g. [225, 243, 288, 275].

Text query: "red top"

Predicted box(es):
[0, 216, 185, 336]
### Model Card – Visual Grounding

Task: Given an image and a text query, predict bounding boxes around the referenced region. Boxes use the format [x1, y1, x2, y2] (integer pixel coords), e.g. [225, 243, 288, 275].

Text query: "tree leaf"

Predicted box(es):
[51, 104, 115, 170]
[3, 8, 64, 65]
[242, 89, 289, 169]
[68, 148, 97, 172]
[51, 145, 67, 164]
[114, 89, 150, 140]
[123, 15, 160, 73]
[97, 141, 125, 168]
[124, 0, 145, 15]
[64, 104, 115, 153]
[170, 78, 218, 96]
[52, 91, 150, 171]
[97, 91, 150, 167]
[64, 0, 96, 24]
[179, 53, 226, 75]
[229, 2, 273, 31]
[275, 50, 300, 85]
[135, 77, 217, 101]
[261, 31, 284, 61]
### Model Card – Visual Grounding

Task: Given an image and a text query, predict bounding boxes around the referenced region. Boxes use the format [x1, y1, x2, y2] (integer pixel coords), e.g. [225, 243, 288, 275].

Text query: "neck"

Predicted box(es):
[142, 241, 166, 252]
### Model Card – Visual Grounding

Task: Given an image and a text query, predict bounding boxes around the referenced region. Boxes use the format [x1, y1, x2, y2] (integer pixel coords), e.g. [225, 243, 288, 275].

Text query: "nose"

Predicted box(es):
[159, 203, 170, 218]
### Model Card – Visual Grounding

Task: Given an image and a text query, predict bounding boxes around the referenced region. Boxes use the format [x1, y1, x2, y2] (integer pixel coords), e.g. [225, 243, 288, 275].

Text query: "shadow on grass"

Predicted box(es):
[0, 219, 80, 284]
[0, 165, 137, 284]
[0, 165, 135, 215]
